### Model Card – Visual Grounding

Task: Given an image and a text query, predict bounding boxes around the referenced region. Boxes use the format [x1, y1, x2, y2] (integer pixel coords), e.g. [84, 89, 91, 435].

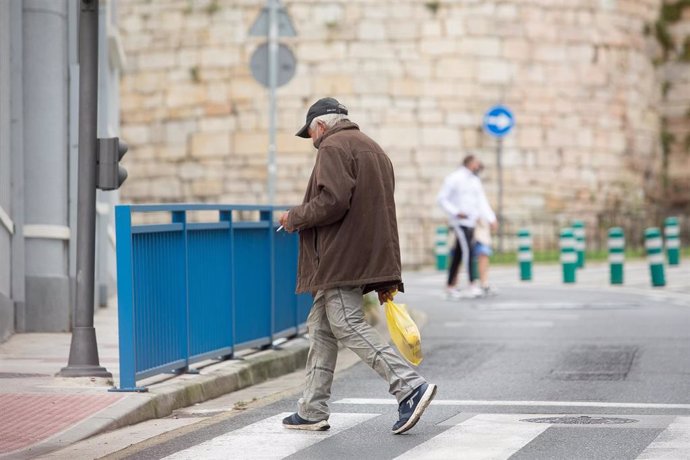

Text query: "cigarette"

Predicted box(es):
[276, 225, 284, 232]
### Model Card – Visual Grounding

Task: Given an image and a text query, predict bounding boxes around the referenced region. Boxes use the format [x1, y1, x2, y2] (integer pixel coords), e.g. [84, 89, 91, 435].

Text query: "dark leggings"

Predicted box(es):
[447, 225, 476, 286]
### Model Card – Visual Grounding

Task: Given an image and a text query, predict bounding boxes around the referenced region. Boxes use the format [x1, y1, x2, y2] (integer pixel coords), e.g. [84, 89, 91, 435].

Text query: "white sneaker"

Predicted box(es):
[467, 285, 484, 298]
[445, 287, 463, 300]
[451, 286, 482, 299]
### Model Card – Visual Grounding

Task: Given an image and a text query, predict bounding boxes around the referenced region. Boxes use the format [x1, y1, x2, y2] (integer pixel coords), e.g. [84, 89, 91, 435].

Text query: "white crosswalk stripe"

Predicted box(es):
[395, 413, 549, 460]
[159, 410, 690, 460]
[162, 412, 377, 460]
[637, 416, 690, 459]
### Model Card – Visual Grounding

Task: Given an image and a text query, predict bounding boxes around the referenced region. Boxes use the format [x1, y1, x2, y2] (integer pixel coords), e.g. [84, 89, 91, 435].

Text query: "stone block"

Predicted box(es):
[234, 132, 268, 155]
[297, 42, 347, 62]
[358, 20, 386, 40]
[518, 126, 543, 148]
[386, 21, 418, 40]
[166, 84, 206, 108]
[121, 124, 151, 146]
[191, 179, 224, 197]
[229, 77, 264, 100]
[503, 40, 531, 60]
[421, 126, 460, 147]
[149, 178, 182, 200]
[314, 75, 354, 95]
[157, 146, 187, 161]
[165, 120, 197, 145]
[534, 44, 567, 62]
[459, 37, 502, 57]
[378, 126, 420, 149]
[190, 132, 231, 158]
[477, 60, 513, 83]
[178, 162, 208, 180]
[277, 132, 310, 154]
[391, 78, 421, 97]
[137, 51, 176, 70]
[435, 58, 475, 79]
[199, 116, 237, 132]
[420, 38, 457, 55]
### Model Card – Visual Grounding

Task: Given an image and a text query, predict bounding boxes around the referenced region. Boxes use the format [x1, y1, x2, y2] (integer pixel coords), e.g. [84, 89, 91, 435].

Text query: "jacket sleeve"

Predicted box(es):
[437, 173, 460, 217]
[477, 181, 497, 223]
[287, 146, 356, 230]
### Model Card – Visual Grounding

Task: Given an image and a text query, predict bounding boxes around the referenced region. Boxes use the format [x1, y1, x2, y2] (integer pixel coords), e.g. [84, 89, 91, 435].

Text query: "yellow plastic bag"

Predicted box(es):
[385, 298, 423, 366]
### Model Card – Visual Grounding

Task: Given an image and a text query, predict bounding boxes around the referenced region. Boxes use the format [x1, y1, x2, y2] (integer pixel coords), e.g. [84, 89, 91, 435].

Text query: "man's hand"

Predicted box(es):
[490, 220, 498, 232]
[377, 288, 395, 305]
[279, 212, 293, 232]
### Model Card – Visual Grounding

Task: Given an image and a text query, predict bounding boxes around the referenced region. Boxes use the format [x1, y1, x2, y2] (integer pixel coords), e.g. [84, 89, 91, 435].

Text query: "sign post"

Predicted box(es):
[249, 0, 296, 205]
[483, 105, 515, 253]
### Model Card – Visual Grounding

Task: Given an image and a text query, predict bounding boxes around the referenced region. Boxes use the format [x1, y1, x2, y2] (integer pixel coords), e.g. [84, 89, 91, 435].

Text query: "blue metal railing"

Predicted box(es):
[114, 204, 311, 391]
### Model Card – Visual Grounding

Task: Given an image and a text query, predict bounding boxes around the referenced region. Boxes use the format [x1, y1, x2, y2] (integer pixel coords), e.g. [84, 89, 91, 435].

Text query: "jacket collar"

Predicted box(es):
[314, 120, 359, 148]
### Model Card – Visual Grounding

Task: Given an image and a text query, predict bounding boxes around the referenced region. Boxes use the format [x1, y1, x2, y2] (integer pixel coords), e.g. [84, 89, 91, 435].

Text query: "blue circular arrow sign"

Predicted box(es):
[483, 105, 515, 138]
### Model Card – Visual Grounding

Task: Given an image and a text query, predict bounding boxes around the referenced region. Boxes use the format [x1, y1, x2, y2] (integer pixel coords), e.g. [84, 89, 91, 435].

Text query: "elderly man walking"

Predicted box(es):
[279, 98, 436, 434]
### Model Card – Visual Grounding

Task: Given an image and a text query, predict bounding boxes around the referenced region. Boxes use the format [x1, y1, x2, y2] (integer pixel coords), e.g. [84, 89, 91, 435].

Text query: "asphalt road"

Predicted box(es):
[103, 274, 690, 460]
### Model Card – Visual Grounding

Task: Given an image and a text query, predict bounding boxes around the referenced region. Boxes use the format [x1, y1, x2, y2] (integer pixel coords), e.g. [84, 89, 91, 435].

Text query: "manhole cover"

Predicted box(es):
[0, 372, 48, 378]
[521, 416, 638, 425]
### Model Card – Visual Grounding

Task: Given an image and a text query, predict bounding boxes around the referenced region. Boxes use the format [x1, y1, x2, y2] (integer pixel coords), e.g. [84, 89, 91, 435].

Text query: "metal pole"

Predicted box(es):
[267, 0, 278, 205]
[60, 0, 111, 379]
[497, 137, 504, 253]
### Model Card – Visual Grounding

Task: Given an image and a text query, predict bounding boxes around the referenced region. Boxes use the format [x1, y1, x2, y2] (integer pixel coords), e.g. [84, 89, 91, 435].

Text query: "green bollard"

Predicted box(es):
[517, 229, 532, 281]
[435, 226, 449, 270]
[572, 220, 585, 269]
[664, 217, 680, 266]
[645, 227, 666, 287]
[560, 228, 577, 284]
[608, 227, 624, 285]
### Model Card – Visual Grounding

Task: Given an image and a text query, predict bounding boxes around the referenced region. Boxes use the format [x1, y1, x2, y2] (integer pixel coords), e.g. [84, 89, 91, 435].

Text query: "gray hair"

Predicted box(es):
[309, 113, 349, 131]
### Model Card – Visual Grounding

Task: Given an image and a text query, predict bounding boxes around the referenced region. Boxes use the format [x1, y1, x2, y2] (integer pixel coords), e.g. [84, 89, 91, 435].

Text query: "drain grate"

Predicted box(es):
[551, 345, 638, 381]
[522, 415, 638, 425]
[0, 372, 49, 378]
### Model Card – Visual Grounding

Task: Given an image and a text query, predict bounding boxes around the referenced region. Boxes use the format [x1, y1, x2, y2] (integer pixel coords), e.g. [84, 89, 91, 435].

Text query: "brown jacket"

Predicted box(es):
[286, 121, 403, 294]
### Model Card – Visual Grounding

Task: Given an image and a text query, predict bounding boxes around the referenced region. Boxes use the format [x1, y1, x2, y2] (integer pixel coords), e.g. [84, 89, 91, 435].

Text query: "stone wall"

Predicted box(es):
[118, 0, 676, 267]
[655, 3, 690, 208]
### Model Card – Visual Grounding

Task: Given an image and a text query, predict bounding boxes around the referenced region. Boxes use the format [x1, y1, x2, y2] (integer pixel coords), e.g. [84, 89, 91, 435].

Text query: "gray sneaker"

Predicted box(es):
[482, 285, 498, 296]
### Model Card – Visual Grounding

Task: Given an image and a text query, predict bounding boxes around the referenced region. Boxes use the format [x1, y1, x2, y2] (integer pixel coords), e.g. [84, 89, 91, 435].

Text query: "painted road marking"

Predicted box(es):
[444, 320, 555, 328]
[637, 416, 690, 459]
[162, 412, 377, 460]
[333, 399, 690, 410]
[395, 413, 549, 460]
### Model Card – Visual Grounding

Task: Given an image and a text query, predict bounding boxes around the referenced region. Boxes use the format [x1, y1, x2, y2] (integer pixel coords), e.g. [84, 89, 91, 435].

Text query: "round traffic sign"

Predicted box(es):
[250, 43, 297, 88]
[483, 105, 515, 138]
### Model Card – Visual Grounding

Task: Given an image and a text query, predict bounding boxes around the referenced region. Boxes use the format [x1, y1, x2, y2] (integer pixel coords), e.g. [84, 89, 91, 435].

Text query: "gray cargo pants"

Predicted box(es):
[297, 286, 426, 421]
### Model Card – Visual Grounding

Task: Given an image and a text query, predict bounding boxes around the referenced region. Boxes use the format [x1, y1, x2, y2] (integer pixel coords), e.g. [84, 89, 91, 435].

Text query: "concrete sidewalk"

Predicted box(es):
[0, 259, 687, 459]
[0, 300, 311, 460]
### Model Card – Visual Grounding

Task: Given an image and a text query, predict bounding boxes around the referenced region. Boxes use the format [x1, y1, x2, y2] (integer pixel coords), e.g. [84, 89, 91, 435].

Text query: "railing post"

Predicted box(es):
[517, 228, 532, 281]
[172, 210, 195, 374]
[261, 209, 275, 349]
[111, 205, 147, 392]
[608, 227, 624, 285]
[219, 210, 234, 360]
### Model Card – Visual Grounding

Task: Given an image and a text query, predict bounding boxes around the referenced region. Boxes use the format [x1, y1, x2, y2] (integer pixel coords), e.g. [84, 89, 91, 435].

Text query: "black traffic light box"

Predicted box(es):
[96, 137, 128, 190]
